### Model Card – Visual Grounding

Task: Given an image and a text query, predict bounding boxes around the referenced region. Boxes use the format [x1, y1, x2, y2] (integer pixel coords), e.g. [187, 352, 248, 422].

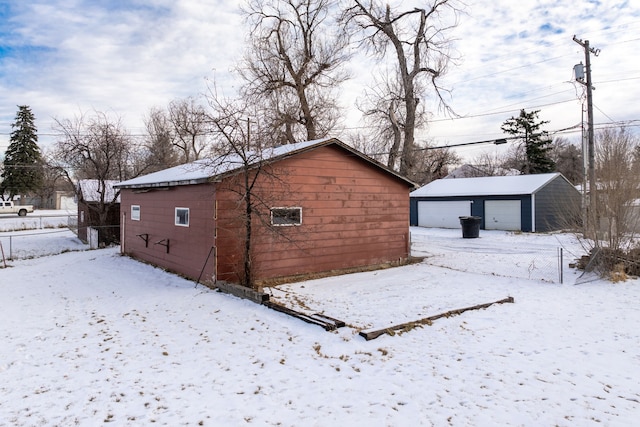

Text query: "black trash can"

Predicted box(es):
[459, 216, 481, 238]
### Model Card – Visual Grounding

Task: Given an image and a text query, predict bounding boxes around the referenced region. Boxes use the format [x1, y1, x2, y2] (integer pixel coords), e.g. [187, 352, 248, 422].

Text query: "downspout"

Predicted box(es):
[214, 199, 218, 284]
[531, 194, 536, 232]
[121, 211, 126, 254]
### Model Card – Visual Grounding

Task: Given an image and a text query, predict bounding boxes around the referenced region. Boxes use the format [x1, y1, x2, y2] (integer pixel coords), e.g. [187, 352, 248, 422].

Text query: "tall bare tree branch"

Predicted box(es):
[342, 0, 462, 179]
[238, 0, 350, 144]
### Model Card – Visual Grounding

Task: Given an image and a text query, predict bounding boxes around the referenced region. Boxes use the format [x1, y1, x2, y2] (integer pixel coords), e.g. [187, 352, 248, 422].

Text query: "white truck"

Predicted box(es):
[0, 201, 35, 216]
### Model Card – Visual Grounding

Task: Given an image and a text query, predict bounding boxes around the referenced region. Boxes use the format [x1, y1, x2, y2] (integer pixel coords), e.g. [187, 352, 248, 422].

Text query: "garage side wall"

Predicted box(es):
[534, 176, 582, 232]
[216, 145, 411, 284]
[119, 184, 216, 281]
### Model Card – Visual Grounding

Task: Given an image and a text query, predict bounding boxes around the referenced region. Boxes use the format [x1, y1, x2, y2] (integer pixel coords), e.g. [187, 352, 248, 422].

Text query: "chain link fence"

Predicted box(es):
[410, 229, 583, 284]
[0, 213, 77, 232]
[418, 247, 567, 283]
[0, 214, 83, 261]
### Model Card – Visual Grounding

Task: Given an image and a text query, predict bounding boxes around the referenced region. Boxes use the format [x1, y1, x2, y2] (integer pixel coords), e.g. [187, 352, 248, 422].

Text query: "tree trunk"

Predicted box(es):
[243, 169, 253, 287]
[387, 101, 402, 170]
[297, 83, 317, 141]
[400, 91, 417, 177]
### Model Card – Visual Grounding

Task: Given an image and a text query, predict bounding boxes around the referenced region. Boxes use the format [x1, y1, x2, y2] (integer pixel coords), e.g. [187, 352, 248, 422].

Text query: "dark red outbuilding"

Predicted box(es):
[115, 138, 414, 286]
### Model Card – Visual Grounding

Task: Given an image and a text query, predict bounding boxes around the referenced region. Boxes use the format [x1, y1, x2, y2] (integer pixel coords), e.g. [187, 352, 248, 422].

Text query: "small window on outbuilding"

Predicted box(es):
[271, 207, 302, 226]
[175, 207, 189, 227]
[131, 205, 141, 221]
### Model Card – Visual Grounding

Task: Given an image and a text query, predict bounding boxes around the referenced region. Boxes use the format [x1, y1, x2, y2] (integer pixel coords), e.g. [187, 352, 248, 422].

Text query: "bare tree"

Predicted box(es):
[410, 144, 459, 185]
[499, 142, 527, 173]
[356, 71, 429, 171]
[342, 0, 461, 179]
[346, 132, 388, 165]
[577, 127, 640, 278]
[35, 149, 73, 209]
[208, 97, 259, 286]
[205, 84, 317, 287]
[468, 151, 517, 177]
[238, 0, 350, 145]
[168, 97, 212, 162]
[551, 137, 583, 185]
[52, 111, 140, 241]
[53, 111, 135, 181]
[205, 83, 285, 287]
[595, 127, 640, 249]
[143, 107, 180, 172]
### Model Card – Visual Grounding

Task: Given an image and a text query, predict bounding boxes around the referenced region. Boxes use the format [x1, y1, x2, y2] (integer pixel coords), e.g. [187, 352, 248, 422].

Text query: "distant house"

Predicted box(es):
[114, 138, 415, 286]
[22, 190, 76, 210]
[77, 180, 121, 245]
[410, 173, 581, 232]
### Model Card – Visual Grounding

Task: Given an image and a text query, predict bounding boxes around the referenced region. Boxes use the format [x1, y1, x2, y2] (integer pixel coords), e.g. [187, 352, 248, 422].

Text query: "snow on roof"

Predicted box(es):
[114, 158, 233, 189]
[78, 179, 121, 203]
[115, 138, 332, 189]
[116, 138, 414, 189]
[411, 173, 563, 197]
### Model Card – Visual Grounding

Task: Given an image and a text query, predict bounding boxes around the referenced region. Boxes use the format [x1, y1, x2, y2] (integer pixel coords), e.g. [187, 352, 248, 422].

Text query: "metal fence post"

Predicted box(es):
[558, 247, 564, 284]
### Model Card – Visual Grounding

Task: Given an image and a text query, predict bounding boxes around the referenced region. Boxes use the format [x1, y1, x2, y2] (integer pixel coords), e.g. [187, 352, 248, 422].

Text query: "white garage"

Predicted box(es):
[484, 200, 521, 230]
[410, 173, 582, 233]
[417, 200, 471, 228]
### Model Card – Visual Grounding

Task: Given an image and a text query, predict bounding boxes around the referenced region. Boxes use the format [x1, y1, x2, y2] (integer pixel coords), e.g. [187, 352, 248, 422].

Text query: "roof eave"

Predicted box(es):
[115, 178, 211, 190]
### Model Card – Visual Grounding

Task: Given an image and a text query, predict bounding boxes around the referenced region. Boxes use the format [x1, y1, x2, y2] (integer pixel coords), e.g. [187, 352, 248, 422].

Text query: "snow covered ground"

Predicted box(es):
[0, 210, 83, 261]
[1, 214, 639, 426]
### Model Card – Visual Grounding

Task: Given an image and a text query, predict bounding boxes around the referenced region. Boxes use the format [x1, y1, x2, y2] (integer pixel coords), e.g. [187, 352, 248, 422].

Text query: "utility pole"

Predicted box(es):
[573, 35, 600, 240]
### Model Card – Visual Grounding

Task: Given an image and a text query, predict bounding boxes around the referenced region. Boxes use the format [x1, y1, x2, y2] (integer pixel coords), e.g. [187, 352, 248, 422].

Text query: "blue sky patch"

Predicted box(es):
[539, 23, 565, 34]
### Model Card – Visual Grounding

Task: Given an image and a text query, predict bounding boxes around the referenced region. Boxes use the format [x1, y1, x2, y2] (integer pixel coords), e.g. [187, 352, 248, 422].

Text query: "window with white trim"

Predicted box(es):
[131, 205, 141, 221]
[271, 207, 302, 226]
[175, 207, 190, 227]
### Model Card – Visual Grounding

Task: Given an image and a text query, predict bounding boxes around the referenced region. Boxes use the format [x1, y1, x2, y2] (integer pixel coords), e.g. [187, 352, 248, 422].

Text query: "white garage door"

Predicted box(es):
[417, 201, 471, 228]
[484, 200, 521, 230]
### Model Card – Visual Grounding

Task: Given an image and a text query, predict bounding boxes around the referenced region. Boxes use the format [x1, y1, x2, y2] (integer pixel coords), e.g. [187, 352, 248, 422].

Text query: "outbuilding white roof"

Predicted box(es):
[78, 179, 121, 203]
[411, 173, 563, 197]
[116, 138, 415, 189]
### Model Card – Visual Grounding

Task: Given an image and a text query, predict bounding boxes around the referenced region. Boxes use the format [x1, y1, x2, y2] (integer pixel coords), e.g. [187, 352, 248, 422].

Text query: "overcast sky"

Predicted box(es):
[1, 0, 639, 161]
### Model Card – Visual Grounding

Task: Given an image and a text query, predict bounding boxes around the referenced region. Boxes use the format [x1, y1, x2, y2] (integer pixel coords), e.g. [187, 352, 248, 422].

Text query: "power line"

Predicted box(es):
[428, 99, 579, 123]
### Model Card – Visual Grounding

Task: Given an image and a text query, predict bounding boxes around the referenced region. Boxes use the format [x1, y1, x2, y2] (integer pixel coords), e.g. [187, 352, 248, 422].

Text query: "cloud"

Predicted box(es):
[1, 0, 638, 161]
[1, 0, 244, 147]
[425, 0, 640, 160]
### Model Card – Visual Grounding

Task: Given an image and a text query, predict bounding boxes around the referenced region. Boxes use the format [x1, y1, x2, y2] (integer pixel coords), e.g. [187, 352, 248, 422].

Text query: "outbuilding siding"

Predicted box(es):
[118, 140, 413, 285]
[215, 145, 410, 283]
[533, 176, 581, 232]
[120, 184, 216, 281]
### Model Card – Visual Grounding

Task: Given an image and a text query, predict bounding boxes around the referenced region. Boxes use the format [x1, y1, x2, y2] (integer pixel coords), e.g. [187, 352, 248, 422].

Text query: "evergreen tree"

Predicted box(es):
[2, 106, 43, 199]
[501, 109, 555, 174]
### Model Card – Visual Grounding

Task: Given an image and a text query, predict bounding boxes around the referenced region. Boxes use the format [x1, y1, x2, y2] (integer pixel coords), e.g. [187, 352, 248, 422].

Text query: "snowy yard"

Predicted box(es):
[1, 215, 639, 426]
